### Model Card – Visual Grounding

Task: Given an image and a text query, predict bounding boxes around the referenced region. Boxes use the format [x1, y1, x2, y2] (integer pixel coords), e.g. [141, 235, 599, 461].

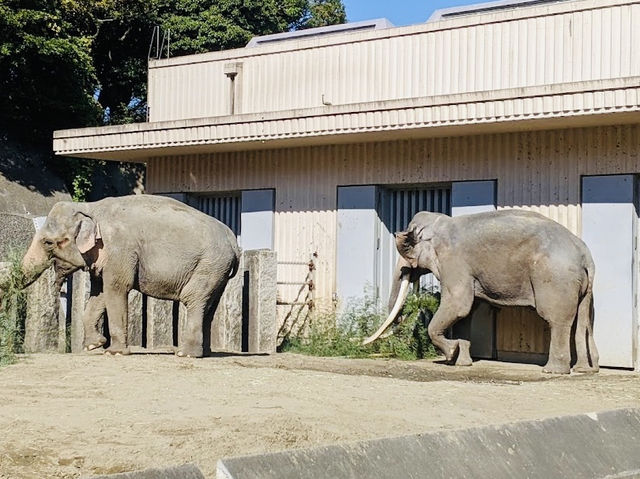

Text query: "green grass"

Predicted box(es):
[0, 249, 26, 365]
[280, 292, 440, 361]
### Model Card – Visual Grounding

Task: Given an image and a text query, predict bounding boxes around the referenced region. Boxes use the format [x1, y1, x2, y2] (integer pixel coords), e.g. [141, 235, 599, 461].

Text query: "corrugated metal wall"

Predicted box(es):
[148, 1, 640, 121]
[148, 124, 640, 306]
[194, 194, 241, 236]
[147, 124, 640, 355]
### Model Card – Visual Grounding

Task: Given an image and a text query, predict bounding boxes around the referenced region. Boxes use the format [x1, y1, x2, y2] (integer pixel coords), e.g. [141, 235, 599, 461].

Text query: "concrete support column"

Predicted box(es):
[23, 216, 65, 353]
[240, 189, 275, 250]
[70, 270, 91, 353]
[451, 180, 497, 359]
[24, 267, 61, 352]
[127, 291, 144, 347]
[245, 249, 277, 353]
[582, 175, 636, 369]
[336, 185, 378, 308]
[146, 298, 175, 350]
[211, 254, 244, 353]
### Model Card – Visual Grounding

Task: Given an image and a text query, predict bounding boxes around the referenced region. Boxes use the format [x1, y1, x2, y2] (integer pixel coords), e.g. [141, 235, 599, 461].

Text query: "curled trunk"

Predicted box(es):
[21, 232, 53, 289]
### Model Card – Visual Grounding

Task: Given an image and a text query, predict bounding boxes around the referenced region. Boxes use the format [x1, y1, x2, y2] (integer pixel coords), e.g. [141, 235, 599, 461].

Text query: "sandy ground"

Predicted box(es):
[0, 352, 638, 479]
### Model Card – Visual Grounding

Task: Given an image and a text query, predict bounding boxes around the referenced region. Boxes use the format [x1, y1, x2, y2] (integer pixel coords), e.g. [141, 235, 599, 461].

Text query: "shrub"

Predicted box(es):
[0, 249, 26, 365]
[280, 292, 440, 360]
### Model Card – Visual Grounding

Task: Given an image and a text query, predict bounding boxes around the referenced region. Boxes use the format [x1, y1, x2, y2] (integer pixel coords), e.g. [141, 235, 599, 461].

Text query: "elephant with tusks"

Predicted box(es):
[363, 209, 599, 374]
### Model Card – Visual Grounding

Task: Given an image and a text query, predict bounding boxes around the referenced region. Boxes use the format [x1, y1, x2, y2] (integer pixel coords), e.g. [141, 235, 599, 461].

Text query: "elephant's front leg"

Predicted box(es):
[82, 293, 107, 351]
[427, 287, 474, 366]
[103, 283, 130, 355]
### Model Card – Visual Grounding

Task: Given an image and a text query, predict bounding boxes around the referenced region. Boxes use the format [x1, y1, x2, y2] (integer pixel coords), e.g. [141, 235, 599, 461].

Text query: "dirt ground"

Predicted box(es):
[0, 352, 638, 479]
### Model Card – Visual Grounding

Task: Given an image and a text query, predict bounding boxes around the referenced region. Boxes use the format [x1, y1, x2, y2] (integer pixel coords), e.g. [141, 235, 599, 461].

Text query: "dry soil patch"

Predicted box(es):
[0, 353, 638, 478]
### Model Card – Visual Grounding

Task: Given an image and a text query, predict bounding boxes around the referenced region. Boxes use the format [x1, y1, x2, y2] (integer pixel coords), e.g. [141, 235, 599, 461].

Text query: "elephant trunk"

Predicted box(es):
[21, 232, 53, 289]
[362, 272, 411, 346]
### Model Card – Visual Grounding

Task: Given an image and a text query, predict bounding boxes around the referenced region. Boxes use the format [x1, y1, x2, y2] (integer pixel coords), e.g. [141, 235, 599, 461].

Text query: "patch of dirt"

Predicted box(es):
[0, 353, 638, 478]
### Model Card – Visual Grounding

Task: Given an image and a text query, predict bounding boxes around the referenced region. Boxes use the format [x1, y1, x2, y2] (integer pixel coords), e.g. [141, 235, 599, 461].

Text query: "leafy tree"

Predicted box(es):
[0, 0, 102, 142]
[0, 0, 345, 199]
[303, 0, 346, 29]
[94, 0, 346, 124]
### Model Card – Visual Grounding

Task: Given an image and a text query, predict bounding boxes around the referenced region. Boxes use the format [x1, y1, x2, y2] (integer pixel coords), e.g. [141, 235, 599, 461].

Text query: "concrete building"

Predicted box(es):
[53, 0, 640, 369]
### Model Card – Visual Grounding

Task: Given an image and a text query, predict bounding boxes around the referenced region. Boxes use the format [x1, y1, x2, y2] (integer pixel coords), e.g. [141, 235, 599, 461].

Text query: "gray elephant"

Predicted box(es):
[363, 210, 599, 374]
[20, 195, 240, 357]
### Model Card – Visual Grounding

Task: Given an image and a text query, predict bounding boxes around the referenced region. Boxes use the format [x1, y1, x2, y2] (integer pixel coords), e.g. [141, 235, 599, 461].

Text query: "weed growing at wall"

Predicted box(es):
[0, 250, 26, 365]
[280, 292, 440, 360]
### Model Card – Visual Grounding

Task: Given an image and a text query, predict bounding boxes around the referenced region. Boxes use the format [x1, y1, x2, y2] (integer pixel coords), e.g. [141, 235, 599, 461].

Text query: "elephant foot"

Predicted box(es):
[176, 344, 203, 358]
[83, 335, 107, 352]
[454, 340, 473, 367]
[572, 362, 599, 374]
[542, 361, 570, 374]
[104, 346, 130, 356]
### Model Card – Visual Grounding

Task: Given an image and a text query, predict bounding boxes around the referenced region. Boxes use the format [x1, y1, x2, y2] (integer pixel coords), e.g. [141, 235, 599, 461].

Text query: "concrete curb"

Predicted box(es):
[217, 408, 640, 479]
[82, 463, 205, 479]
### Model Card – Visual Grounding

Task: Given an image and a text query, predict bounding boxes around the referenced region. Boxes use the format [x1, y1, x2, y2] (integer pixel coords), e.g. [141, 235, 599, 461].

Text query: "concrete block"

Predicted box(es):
[127, 290, 144, 347]
[211, 254, 244, 353]
[245, 249, 277, 354]
[218, 408, 640, 479]
[146, 298, 175, 349]
[70, 270, 92, 353]
[82, 463, 205, 479]
[23, 266, 60, 352]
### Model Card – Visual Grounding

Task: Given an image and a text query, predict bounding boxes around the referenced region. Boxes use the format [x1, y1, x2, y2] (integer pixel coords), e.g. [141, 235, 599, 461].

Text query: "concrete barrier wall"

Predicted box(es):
[64, 249, 276, 354]
[217, 408, 640, 479]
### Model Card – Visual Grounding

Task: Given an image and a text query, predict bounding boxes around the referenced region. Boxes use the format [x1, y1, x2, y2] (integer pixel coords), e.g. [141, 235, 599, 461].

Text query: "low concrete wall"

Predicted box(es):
[67, 249, 276, 354]
[217, 408, 640, 479]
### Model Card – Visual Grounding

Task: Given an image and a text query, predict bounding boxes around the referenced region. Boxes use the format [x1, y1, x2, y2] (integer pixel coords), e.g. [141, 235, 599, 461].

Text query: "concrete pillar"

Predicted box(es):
[23, 266, 60, 352]
[240, 190, 275, 250]
[21, 215, 65, 353]
[336, 186, 378, 308]
[245, 249, 277, 353]
[451, 180, 497, 359]
[211, 253, 244, 352]
[70, 270, 91, 353]
[146, 298, 175, 350]
[127, 290, 144, 347]
[582, 175, 636, 368]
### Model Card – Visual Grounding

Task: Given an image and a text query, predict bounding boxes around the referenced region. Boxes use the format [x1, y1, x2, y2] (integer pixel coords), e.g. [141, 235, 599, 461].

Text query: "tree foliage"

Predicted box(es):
[0, 0, 347, 136]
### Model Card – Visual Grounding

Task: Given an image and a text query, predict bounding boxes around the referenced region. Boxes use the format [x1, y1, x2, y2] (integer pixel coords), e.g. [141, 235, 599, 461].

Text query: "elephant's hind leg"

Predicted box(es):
[176, 301, 206, 358]
[536, 286, 579, 374]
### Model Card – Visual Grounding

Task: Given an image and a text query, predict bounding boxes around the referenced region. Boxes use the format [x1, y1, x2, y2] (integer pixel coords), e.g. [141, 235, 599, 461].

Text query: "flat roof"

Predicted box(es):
[429, 0, 570, 21]
[246, 19, 394, 48]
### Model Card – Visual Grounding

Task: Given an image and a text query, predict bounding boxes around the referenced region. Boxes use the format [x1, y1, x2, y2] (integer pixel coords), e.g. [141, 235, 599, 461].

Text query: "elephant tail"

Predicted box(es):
[229, 244, 241, 279]
[575, 261, 599, 371]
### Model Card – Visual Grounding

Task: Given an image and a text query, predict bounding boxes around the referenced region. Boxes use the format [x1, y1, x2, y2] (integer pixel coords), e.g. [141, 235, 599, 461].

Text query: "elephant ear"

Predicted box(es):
[75, 215, 101, 254]
[395, 230, 417, 258]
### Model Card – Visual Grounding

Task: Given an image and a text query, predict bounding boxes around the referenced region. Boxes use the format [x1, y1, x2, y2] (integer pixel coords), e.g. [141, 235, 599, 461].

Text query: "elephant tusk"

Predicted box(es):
[362, 274, 411, 346]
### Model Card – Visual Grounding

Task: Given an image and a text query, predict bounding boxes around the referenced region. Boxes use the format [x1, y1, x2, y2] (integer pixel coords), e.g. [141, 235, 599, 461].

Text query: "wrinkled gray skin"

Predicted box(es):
[21, 195, 240, 357]
[367, 210, 599, 374]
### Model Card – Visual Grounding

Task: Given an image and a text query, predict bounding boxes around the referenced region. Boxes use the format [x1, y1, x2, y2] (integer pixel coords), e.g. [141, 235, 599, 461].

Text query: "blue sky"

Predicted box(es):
[343, 0, 483, 26]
